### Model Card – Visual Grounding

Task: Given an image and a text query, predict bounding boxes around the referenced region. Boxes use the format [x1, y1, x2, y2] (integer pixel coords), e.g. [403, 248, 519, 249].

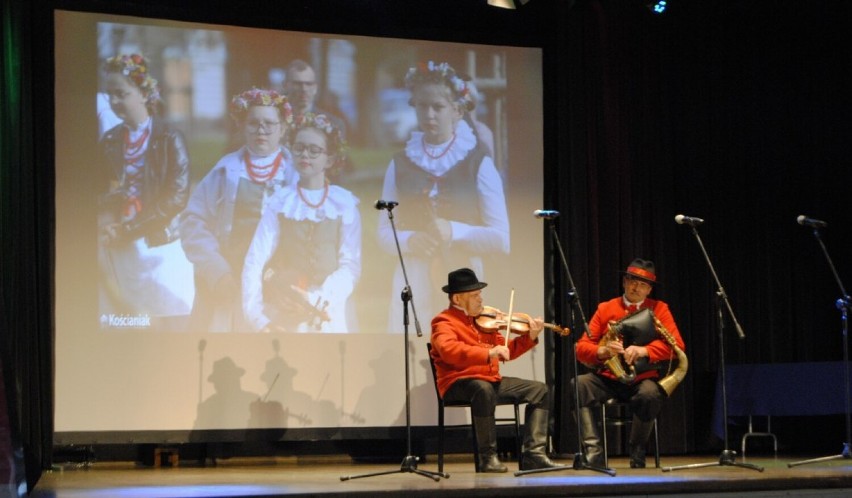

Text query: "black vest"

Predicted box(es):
[392, 143, 489, 232]
[266, 214, 341, 289]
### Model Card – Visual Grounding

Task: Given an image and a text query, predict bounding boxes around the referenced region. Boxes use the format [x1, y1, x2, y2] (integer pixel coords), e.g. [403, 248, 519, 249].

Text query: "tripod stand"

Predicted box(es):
[663, 223, 763, 473]
[516, 220, 614, 476]
[341, 201, 446, 482]
[788, 222, 851, 468]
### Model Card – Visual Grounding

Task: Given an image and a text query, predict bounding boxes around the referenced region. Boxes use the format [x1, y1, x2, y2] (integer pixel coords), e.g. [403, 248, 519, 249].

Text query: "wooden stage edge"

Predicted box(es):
[31, 453, 852, 498]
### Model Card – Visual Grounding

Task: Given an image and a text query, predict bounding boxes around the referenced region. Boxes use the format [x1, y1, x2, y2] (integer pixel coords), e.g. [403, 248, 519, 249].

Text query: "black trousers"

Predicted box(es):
[572, 372, 664, 422]
[444, 376, 549, 418]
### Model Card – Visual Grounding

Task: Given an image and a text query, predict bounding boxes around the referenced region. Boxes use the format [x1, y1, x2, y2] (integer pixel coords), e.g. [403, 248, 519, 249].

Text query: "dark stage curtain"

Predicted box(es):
[1, 0, 54, 492]
[2, 0, 851, 476]
[549, 0, 852, 455]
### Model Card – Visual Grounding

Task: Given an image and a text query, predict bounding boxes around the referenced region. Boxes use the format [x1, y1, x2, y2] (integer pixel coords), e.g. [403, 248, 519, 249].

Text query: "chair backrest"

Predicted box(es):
[426, 343, 443, 404]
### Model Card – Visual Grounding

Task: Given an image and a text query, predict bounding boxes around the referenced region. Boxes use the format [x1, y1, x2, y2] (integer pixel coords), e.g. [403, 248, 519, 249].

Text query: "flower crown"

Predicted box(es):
[104, 54, 161, 105]
[229, 88, 293, 125]
[289, 112, 347, 158]
[404, 60, 476, 112]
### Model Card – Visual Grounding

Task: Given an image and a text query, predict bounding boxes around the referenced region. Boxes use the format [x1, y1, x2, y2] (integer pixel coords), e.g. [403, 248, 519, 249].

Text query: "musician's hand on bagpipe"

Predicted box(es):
[623, 345, 648, 365]
[606, 339, 624, 357]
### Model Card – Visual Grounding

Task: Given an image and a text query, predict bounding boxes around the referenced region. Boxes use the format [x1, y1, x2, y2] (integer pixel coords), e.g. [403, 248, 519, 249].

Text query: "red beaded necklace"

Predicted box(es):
[124, 126, 150, 158]
[244, 149, 283, 183]
[422, 133, 456, 160]
[297, 178, 330, 208]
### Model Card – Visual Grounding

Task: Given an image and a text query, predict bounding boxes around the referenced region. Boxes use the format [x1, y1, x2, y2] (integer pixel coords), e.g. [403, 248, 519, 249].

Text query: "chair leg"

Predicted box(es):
[438, 404, 445, 473]
[653, 419, 660, 468]
[471, 415, 479, 472]
[601, 404, 609, 468]
[514, 404, 523, 471]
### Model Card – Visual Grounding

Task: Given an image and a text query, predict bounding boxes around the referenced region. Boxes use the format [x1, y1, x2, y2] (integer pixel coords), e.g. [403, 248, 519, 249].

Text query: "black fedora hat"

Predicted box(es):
[442, 268, 488, 294]
[621, 258, 659, 285]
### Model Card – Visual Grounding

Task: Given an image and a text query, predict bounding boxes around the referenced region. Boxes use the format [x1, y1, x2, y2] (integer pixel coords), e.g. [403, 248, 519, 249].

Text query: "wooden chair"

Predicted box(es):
[601, 398, 660, 468]
[426, 343, 524, 472]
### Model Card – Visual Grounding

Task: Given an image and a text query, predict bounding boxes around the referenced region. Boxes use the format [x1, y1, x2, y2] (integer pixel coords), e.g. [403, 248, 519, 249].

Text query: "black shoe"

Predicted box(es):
[522, 453, 565, 470]
[479, 453, 508, 473]
[584, 454, 605, 469]
[629, 444, 647, 468]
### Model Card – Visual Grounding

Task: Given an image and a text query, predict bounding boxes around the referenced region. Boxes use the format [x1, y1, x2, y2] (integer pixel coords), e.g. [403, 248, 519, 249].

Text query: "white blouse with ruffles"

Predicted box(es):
[242, 183, 361, 333]
[377, 119, 510, 332]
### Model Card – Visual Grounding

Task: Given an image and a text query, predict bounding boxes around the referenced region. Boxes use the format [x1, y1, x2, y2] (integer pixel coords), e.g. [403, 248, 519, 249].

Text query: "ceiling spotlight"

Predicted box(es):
[647, 0, 668, 14]
[487, 0, 531, 9]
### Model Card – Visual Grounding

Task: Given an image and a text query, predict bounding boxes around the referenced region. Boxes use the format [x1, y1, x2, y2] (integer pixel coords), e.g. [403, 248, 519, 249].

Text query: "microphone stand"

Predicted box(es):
[516, 220, 614, 476]
[663, 224, 763, 472]
[341, 203, 446, 482]
[788, 225, 851, 467]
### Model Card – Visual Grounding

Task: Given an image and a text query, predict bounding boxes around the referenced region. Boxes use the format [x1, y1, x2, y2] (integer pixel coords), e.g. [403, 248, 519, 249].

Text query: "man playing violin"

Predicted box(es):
[574, 258, 686, 469]
[430, 267, 563, 472]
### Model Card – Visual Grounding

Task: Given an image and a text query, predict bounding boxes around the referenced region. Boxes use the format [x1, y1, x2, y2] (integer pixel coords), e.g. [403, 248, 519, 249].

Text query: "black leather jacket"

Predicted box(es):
[99, 118, 190, 246]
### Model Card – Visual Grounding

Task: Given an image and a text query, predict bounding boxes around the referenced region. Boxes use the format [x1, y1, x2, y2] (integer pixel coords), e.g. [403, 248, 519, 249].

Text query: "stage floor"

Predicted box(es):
[31, 453, 852, 498]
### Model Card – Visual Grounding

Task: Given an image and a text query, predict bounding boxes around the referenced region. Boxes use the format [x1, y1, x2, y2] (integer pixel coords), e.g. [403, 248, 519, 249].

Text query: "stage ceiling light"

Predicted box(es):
[647, 0, 668, 14]
[487, 0, 531, 9]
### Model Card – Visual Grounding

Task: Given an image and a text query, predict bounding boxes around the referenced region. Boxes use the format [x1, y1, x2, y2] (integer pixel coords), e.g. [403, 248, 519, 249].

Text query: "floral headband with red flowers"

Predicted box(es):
[104, 54, 161, 105]
[289, 112, 347, 158]
[229, 88, 293, 125]
[404, 60, 476, 112]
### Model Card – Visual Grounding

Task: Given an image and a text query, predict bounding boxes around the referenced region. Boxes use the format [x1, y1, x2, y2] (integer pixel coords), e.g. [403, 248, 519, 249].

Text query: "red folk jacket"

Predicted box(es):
[430, 306, 537, 398]
[576, 297, 685, 383]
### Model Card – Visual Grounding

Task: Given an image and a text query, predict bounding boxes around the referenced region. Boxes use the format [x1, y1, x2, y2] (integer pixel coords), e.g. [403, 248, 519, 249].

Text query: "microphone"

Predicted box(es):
[374, 200, 399, 211]
[533, 209, 560, 219]
[797, 215, 827, 228]
[675, 214, 704, 227]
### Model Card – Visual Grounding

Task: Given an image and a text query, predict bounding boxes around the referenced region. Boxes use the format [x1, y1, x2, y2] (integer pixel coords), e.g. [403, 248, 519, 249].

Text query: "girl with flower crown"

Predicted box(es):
[98, 54, 195, 326]
[180, 88, 296, 332]
[242, 113, 361, 333]
[378, 61, 510, 332]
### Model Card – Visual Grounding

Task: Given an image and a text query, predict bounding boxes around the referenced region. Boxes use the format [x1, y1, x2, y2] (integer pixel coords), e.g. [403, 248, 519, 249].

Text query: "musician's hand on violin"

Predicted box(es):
[623, 345, 648, 365]
[524, 315, 545, 340]
[489, 345, 511, 362]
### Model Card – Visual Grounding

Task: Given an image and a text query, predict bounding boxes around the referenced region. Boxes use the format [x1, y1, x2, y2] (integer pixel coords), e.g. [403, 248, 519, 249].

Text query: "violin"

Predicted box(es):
[476, 305, 571, 336]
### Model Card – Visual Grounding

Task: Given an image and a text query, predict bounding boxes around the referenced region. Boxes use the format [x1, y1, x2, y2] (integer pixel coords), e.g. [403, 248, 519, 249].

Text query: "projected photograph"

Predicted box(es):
[82, 19, 542, 335]
[55, 10, 544, 437]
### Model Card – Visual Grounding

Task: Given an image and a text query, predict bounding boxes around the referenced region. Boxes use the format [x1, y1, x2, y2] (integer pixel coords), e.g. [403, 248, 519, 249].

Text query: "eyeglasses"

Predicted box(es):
[245, 120, 281, 133]
[292, 142, 327, 158]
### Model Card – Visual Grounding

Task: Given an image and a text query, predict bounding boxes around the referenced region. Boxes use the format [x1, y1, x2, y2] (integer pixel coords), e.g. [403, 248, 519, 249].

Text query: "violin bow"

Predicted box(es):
[504, 288, 515, 344]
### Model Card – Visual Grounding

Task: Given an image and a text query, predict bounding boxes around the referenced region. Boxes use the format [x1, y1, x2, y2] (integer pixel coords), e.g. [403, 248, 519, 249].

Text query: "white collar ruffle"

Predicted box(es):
[272, 184, 359, 223]
[403, 119, 477, 176]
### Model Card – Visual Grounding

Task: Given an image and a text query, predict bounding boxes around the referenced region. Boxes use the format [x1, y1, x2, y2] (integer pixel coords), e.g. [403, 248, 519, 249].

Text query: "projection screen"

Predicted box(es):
[54, 10, 545, 442]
